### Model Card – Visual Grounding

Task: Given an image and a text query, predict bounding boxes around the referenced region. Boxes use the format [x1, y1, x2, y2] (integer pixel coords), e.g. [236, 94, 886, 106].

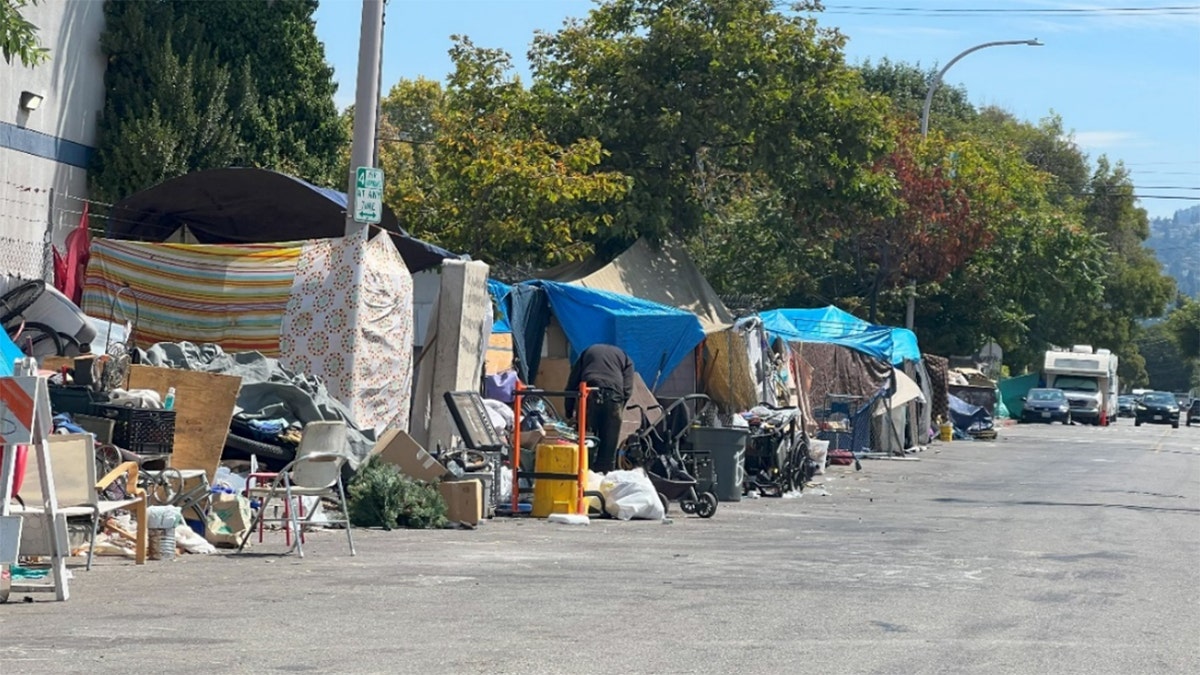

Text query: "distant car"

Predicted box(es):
[1187, 399, 1200, 427]
[1135, 391, 1180, 429]
[1173, 392, 1192, 408]
[1117, 395, 1136, 417]
[1021, 388, 1071, 424]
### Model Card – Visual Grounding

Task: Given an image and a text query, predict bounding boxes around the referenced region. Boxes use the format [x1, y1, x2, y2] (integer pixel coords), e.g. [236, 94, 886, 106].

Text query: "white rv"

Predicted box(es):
[1042, 345, 1119, 426]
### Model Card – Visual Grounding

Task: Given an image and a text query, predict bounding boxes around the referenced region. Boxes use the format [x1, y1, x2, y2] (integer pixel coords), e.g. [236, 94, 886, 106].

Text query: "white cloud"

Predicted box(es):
[1069, 130, 1142, 150]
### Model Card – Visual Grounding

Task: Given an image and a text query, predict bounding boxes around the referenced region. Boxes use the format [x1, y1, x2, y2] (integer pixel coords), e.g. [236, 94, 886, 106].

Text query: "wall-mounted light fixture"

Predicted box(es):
[19, 91, 44, 112]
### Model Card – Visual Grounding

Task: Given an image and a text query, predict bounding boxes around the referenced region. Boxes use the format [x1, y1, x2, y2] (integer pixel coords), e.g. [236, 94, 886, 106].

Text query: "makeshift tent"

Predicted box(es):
[948, 393, 993, 436]
[82, 230, 414, 434]
[758, 306, 929, 453]
[507, 281, 705, 391]
[872, 368, 927, 455]
[541, 237, 739, 401]
[104, 168, 459, 274]
[758, 306, 921, 365]
[998, 372, 1040, 419]
[540, 237, 734, 334]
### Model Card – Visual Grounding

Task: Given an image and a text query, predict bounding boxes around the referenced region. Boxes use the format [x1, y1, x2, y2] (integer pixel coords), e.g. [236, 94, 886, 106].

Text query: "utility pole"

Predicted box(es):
[345, 0, 385, 236]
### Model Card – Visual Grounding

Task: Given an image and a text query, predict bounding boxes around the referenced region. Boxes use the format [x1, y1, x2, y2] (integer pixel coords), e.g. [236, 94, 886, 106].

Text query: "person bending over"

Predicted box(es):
[564, 343, 634, 473]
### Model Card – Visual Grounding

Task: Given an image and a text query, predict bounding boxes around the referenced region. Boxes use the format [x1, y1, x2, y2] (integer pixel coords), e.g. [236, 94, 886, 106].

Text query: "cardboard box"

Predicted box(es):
[439, 478, 483, 526]
[368, 429, 448, 482]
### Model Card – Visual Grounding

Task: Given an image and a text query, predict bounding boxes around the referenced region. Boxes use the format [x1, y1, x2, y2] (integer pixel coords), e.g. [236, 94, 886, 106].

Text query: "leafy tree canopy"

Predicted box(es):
[90, 0, 346, 205]
[1, 0, 46, 66]
[529, 0, 891, 246]
[378, 38, 630, 268]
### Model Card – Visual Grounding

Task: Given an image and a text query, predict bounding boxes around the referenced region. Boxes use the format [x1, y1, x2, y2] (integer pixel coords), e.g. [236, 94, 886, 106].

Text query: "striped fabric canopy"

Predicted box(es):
[82, 240, 301, 355]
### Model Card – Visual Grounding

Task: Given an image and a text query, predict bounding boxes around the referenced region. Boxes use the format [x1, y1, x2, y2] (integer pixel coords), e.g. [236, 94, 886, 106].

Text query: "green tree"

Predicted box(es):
[530, 0, 891, 247]
[1, 0, 47, 66]
[1138, 320, 1196, 392]
[857, 58, 976, 132]
[378, 38, 630, 267]
[171, 0, 345, 185]
[1165, 297, 1200, 360]
[90, 0, 346, 204]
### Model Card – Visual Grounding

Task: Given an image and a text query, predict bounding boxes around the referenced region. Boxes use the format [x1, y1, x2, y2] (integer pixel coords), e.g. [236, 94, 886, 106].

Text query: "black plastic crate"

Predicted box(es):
[91, 403, 176, 456]
[48, 386, 106, 417]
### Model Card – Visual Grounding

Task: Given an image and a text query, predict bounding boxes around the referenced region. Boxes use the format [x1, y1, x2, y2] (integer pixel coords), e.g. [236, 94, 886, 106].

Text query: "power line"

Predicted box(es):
[816, 4, 1200, 16]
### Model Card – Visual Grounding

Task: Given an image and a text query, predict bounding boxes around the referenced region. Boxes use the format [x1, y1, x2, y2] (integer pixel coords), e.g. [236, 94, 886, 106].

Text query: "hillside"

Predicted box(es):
[1148, 205, 1200, 299]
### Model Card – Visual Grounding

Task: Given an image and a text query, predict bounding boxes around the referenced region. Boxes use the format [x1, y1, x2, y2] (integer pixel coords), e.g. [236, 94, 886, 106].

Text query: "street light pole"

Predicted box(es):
[907, 38, 1043, 330]
[920, 38, 1043, 139]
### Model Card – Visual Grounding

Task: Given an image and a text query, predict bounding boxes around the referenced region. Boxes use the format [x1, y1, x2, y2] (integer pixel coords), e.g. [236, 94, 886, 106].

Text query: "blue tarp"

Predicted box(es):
[948, 393, 994, 435]
[758, 306, 921, 365]
[0, 330, 23, 376]
[530, 280, 705, 390]
[487, 279, 512, 334]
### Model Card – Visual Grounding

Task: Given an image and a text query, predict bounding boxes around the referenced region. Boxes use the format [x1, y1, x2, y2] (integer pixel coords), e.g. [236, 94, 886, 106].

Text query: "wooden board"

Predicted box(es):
[126, 365, 242, 482]
[485, 332, 514, 376]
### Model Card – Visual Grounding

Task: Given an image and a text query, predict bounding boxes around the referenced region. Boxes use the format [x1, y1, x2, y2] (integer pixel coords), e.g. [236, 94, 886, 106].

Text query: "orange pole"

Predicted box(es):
[511, 381, 523, 514]
[577, 381, 590, 515]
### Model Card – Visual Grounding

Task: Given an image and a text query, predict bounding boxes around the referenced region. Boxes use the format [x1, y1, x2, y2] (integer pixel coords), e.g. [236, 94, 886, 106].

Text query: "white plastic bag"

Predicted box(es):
[598, 468, 665, 521]
[808, 439, 829, 475]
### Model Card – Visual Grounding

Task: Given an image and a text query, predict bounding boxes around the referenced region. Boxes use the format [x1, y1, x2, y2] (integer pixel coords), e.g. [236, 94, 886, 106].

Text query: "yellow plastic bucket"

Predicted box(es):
[532, 443, 580, 518]
[939, 422, 953, 442]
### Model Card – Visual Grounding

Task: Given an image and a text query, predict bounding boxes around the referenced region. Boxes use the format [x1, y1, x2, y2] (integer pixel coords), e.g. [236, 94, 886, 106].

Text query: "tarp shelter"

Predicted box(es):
[948, 393, 993, 436]
[998, 372, 1040, 419]
[82, 229, 414, 435]
[540, 237, 734, 334]
[507, 280, 705, 391]
[104, 168, 459, 274]
[758, 306, 926, 453]
[758, 306, 921, 365]
[541, 237, 738, 400]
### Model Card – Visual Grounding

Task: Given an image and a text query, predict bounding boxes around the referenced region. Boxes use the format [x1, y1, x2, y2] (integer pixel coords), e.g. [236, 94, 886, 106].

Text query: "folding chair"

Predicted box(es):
[237, 421, 355, 558]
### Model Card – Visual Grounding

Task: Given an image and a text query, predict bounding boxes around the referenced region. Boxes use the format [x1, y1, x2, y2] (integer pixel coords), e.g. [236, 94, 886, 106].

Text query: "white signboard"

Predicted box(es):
[354, 166, 384, 224]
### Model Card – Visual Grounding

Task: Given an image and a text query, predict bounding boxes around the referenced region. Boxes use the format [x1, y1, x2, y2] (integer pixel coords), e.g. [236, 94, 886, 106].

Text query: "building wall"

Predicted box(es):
[0, 0, 106, 283]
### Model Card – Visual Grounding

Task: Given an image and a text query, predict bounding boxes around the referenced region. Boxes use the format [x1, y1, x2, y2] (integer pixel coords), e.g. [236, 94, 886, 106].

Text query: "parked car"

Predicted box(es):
[1117, 395, 1136, 417]
[1134, 391, 1180, 428]
[1187, 399, 1200, 427]
[1020, 388, 1071, 424]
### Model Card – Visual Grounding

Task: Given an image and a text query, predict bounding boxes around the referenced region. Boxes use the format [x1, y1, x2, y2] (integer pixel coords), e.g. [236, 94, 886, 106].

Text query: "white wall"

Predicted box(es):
[1, 0, 106, 282]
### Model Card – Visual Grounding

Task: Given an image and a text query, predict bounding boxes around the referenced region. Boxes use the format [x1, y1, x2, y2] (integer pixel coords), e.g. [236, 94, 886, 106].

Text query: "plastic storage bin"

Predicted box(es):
[532, 443, 580, 518]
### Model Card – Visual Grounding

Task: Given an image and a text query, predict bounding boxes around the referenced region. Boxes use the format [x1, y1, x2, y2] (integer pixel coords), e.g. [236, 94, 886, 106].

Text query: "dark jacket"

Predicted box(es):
[564, 344, 635, 417]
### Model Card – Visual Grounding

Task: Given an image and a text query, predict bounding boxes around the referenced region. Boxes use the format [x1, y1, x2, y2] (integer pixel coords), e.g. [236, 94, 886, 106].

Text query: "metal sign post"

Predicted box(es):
[353, 166, 384, 224]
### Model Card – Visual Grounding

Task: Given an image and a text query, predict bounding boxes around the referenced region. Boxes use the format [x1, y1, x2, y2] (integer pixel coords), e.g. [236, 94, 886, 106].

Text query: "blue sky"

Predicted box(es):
[313, 0, 1200, 220]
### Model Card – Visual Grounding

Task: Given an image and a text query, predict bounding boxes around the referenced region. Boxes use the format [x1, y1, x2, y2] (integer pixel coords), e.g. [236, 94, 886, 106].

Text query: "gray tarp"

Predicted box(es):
[138, 341, 375, 464]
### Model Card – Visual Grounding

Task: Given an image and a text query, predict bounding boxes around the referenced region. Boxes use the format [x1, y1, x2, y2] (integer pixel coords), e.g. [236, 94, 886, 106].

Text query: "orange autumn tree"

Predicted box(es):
[842, 129, 995, 321]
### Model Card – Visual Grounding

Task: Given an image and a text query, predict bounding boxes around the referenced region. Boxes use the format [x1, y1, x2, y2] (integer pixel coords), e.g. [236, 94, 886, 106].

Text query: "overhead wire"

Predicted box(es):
[813, 4, 1200, 16]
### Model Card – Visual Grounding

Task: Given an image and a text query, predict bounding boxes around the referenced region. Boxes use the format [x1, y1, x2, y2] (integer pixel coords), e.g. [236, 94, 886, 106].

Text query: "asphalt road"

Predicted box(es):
[3, 419, 1198, 674]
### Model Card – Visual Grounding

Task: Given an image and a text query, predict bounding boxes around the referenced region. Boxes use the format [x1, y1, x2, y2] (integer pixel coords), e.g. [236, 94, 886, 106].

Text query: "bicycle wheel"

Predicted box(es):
[10, 321, 65, 356]
[0, 279, 46, 329]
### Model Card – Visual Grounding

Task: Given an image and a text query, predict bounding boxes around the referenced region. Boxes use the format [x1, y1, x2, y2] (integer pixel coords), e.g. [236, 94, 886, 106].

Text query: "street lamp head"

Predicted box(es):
[1026, 38, 1044, 46]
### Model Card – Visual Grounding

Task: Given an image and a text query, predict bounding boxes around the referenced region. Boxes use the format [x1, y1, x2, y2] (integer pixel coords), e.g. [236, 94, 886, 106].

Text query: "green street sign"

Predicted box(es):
[354, 166, 384, 224]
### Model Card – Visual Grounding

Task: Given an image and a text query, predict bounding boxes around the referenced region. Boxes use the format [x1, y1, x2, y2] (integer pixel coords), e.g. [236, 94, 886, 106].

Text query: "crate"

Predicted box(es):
[91, 404, 176, 456]
[48, 386, 106, 417]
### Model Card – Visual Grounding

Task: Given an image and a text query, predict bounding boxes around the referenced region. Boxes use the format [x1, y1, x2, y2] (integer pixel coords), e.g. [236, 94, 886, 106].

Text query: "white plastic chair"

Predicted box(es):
[236, 421, 355, 557]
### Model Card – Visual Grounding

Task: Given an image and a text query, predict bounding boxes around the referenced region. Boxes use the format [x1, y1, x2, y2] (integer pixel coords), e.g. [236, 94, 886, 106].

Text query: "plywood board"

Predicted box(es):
[127, 365, 242, 482]
[485, 332, 514, 376]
